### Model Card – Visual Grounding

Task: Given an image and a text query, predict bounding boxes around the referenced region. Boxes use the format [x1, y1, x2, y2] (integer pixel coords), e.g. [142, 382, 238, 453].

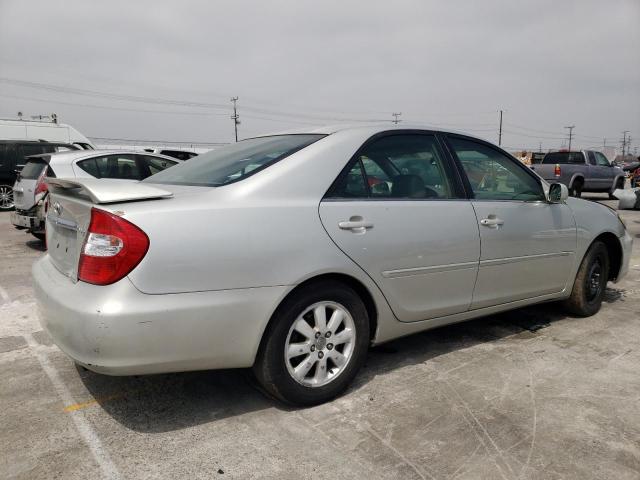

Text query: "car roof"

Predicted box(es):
[250, 123, 496, 141]
[26, 149, 181, 165]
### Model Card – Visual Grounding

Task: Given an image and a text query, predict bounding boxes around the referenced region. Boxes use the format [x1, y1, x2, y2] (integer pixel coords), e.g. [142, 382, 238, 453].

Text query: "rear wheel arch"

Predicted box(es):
[569, 175, 584, 189]
[255, 273, 378, 364]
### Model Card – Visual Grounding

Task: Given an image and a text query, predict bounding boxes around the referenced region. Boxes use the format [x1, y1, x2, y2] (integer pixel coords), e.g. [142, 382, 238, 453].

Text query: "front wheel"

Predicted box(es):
[253, 281, 370, 406]
[0, 184, 14, 210]
[563, 241, 609, 317]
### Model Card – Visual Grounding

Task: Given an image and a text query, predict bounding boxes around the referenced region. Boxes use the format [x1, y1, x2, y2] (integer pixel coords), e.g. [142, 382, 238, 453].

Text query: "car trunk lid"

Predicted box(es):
[45, 178, 173, 281]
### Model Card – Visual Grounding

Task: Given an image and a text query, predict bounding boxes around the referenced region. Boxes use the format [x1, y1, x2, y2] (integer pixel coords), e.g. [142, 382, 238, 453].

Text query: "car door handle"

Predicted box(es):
[338, 217, 374, 232]
[480, 217, 504, 228]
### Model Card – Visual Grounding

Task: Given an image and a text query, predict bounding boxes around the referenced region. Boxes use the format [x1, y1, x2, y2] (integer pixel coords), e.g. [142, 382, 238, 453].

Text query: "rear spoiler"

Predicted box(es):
[46, 177, 173, 204]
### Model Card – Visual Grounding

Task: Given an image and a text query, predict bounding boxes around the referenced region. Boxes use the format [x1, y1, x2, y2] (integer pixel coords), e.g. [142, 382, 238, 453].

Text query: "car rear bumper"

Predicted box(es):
[32, 255, 288, 375]
[10, 211, 43, 231]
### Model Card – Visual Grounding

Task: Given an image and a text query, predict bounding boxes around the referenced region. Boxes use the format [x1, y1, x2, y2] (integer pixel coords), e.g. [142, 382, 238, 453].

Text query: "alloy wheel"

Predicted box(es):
[0, 185, 14, 210]
[284, 301, 356, 388]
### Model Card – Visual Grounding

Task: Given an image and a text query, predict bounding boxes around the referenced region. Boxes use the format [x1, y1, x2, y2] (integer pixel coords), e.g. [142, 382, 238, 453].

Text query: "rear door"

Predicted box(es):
[446, 135, 576, 309]
[319, 132, 480, 322]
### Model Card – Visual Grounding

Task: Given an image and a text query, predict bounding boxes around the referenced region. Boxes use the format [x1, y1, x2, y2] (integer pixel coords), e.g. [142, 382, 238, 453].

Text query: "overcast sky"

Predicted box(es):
[0, 0, 638, 152]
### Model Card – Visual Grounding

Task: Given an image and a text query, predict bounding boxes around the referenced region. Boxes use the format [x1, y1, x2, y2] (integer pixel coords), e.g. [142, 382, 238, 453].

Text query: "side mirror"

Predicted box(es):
[547, 183, 568, 203]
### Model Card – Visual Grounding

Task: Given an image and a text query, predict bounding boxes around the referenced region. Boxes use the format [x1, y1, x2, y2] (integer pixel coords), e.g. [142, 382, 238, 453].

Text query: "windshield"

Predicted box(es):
[144, 134, 325, 187]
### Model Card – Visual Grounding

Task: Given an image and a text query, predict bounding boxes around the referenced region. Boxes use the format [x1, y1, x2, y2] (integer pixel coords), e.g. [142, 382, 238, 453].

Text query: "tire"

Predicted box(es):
[569, 180, 582, 198]
[0, 184, 14, 211]
[253, 281, 370, 406]
[609, 178, 624, 199]
[563, 241, 609, 317]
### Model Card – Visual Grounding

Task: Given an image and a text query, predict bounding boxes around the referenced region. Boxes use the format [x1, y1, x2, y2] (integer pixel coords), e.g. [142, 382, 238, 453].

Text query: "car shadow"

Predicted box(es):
[25, 239, 46, 252]
[77, 290, 625, 434]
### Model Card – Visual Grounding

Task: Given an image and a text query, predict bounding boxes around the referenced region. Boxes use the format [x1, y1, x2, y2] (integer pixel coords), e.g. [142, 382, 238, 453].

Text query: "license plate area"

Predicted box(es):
[47, 215, 81, 280]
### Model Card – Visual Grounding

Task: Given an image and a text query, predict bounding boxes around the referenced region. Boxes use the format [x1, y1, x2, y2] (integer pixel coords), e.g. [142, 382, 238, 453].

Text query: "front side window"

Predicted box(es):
[449, 137, 544, 201]
[594, 152, 610, 166]
[145, 134, 324, 187]
[328, 134, 455, 199]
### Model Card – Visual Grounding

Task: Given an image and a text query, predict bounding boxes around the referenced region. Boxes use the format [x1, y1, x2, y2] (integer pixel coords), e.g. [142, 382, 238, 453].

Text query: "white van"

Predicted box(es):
[0, 118, 95, 150]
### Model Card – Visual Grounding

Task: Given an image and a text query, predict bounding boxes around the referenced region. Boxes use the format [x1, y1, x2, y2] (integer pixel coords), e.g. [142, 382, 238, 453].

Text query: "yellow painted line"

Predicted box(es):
[63, 393, 124, 412]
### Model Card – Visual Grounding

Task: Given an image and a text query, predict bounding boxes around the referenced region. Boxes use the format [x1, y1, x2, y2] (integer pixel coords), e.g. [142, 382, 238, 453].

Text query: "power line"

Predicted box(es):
[0, 93, 228, 117]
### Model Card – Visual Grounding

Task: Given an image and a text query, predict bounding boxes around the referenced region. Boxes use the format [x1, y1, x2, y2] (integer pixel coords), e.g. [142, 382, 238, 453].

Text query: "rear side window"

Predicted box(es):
[78, 154, 141, 179]
[327, 134, 456, 199]
[19, 160, 47, 180]
[542, 152, 585, 164]
[145, 134, 324, 187]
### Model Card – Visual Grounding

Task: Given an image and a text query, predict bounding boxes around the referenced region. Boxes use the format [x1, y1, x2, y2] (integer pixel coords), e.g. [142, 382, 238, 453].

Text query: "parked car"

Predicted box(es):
[530, 150, 625, 198]
[11, 150, 180, 240]
[0, 140, 81, 210]
[33, 125, 632, 406]
[143, 148, 198, 161]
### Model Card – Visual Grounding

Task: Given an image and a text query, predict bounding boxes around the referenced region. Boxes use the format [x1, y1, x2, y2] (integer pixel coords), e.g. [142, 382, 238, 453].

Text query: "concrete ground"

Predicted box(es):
[1, 194, 639, 480]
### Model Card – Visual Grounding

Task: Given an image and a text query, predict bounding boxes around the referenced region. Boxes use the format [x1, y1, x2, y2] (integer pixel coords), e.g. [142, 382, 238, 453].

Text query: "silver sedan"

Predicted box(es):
[33, 125, 633, 405]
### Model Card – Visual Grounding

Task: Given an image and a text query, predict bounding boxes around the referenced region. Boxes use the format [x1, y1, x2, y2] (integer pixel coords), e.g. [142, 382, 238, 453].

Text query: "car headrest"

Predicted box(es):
[391, 174, 426, 198]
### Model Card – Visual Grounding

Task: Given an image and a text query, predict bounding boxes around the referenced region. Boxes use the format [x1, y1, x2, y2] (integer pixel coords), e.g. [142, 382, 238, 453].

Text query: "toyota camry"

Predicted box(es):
[33, 125, 633, 405]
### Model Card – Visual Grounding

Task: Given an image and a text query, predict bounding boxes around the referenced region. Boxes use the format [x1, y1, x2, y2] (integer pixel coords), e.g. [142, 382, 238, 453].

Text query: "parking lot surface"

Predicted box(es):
[1, 195, 639, 480]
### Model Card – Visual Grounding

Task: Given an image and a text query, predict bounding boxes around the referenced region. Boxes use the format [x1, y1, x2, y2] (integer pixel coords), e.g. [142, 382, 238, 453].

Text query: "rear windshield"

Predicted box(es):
[542, 152, 584, 164]
[19, 160, 48, 180]
[144, 134, 325, 187]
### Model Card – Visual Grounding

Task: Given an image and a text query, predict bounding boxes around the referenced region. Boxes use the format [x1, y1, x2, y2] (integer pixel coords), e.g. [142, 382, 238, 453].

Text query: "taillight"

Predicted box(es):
[78, 208, 149, 285]
[35, 169, 48, 196]
[554, 164, 561, 177]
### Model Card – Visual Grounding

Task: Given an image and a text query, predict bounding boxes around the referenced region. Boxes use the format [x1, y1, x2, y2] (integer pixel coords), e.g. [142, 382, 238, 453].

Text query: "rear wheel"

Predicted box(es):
[563, 241, 609, 317]
[253, 281, 369, 406]
[0, 185, 14, 210]
[569, 180, 583, 198]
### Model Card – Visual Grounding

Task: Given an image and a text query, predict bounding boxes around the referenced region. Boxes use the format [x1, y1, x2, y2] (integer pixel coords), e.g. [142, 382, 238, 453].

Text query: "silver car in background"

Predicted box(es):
[11, 150, 180, 240]
[33, 125, 632, 406]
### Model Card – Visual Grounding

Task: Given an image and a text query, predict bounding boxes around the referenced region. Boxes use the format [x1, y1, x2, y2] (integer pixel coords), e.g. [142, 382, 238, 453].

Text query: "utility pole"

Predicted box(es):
[603, 138, 606, 149]
[621, 131, 629, 157]
[539, 142, 542, 153]
[498, 110, 503, 146]
[392, 112, 402, 124]
[230, 97, 240, 142]
[564, 125, 575, 151]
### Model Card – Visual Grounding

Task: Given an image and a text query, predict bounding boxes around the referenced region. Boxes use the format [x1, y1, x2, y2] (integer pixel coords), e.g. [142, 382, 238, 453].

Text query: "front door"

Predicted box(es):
[319, 133, 480, 322]
[446, 135, 577, 309]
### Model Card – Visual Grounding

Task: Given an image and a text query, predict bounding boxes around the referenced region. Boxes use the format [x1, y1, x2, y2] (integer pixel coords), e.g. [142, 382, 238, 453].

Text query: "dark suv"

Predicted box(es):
[0, 140, 80, 210]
